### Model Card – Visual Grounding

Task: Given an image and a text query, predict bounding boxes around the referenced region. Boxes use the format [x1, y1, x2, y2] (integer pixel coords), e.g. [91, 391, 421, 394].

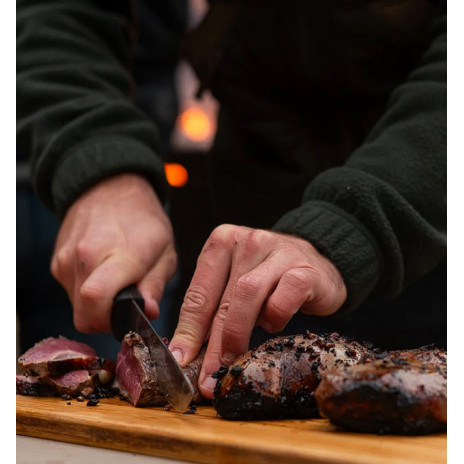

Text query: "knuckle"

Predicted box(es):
[181, 285, 211, 315]
[284, 268, 315, 290]
[52, 248, 71, 276]
[79, 283, 106, 306]
[75, 240, 97, 269]
[215, 302, 229, 323]
[203, 224, 237, 251]
[235, 274, 261, 297]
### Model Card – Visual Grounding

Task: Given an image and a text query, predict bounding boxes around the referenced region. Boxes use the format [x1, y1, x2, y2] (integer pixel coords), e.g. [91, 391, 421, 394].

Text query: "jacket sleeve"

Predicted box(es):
[272, 10, 447, 313]
[17, 0, 170, 218]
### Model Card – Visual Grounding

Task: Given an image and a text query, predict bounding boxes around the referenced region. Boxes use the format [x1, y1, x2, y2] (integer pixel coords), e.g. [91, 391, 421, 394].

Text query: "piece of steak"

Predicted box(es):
[213, 331, 373, 420]
[315, 346, 447, 435]
[16, 374, 57, 397]
[115, 332, 165, 406]
[17, 337, 116, 399]
[115, 331, 206, 407]
[18, 336, 102, 377]
[44, 370, 100, 397]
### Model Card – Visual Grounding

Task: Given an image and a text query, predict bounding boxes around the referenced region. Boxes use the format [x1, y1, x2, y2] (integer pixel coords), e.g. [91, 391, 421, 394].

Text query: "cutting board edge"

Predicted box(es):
[16, 396, 447, 464]
[17, 413, 350, 464]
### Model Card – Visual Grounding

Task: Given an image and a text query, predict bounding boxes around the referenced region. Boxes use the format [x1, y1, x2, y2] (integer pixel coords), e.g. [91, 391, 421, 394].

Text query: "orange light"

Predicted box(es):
[178, 107, 212, 142]
[164, 163, 189, 188]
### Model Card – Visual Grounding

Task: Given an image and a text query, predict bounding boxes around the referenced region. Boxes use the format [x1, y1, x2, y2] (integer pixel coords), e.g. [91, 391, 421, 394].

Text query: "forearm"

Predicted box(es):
[17, 0, 169, 218]
[273, 10, 446, 312]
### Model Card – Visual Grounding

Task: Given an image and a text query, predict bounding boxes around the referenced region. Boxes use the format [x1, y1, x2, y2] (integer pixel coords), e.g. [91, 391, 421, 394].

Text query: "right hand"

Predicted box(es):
[51, 173, 177, 333]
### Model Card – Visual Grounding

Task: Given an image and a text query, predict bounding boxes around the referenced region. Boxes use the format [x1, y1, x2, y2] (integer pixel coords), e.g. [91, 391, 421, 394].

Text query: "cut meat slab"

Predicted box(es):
[18, 336, 101, 377]
[315, 346, 447, 434]
[213, 332, 373, 420]
[115, 332, 165, 406]
[115, 332, 206, 407]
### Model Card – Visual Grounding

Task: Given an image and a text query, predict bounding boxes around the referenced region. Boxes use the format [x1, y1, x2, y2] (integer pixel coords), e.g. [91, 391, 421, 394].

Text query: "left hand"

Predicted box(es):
[169, 224, 347, 399]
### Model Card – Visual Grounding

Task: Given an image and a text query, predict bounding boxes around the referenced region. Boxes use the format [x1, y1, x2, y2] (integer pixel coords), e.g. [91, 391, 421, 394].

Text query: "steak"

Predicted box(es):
[213, 331, 373, 420]
[115, 331, 206, 407]
[315, 346, 447, 434]
[18, 336, 102, 377]
[16, 337, 116, 398]
[115, 331, 165, 406]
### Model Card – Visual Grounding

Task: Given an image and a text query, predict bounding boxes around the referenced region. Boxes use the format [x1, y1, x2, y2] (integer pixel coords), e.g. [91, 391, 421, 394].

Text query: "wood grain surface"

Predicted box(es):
[16, 395, 446, 464]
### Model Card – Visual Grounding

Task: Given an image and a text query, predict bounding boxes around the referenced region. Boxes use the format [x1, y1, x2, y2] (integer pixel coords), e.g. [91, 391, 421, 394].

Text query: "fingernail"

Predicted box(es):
[261, 321, 274, 333]
[171, 349, 183, 364]
[201, 376, 217, 393]
[221, 351, 236, 365]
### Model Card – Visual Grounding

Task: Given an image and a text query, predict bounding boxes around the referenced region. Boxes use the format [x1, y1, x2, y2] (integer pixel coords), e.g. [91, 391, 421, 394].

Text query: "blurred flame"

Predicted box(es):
[178, 107, 212, 142]
[164, 163, 189, 188]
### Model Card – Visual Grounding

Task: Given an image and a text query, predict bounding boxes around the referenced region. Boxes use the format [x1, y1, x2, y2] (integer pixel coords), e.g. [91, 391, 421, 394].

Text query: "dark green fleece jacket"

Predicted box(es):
[17, 0, 446, 322]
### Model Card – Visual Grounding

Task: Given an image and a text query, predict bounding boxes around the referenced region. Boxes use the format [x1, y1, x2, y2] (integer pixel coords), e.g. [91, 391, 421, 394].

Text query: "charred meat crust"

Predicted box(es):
[213, 332, 373, 420]
[315, 347, 447, 434]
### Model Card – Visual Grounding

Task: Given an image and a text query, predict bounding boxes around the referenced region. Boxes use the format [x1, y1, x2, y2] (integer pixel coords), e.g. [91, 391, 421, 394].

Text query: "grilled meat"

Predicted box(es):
[16, 337, 115, 398]
[315, 346, 447, 434]
[213, 332, 373, 420]
[115, 331, 165, 406]
[18, 336, 102, 377]
[115, 331, 206, 406]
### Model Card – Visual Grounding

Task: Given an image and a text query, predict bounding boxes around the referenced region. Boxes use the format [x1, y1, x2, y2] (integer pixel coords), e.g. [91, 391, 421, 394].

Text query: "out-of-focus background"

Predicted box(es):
[16, 0, 217, 360]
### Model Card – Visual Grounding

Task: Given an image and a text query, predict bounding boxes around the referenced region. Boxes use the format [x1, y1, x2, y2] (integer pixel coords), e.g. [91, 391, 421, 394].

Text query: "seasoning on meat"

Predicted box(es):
[315, 346, 447, 435]
[213, 332, 373, 420]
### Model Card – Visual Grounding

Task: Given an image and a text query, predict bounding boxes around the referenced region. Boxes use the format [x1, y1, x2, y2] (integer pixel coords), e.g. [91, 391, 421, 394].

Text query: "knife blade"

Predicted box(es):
[111, 284, 194, 412]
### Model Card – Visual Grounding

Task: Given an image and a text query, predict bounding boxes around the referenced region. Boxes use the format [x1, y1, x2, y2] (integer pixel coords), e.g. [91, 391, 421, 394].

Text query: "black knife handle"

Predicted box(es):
[114, 284, 145, 306]
[111, 284, 145, 342]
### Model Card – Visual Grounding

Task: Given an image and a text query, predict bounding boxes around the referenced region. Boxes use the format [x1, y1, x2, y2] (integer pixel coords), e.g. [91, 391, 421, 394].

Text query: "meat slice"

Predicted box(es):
[16, 337, 116, 399]
[315, 347, 447, 434]
[16, 375, 57, 397]
[44, 370, 100, 397]
[213, 332, 373, 420]
[18, 336, 101, 377]
[115, 332, 165, 406]
[115, 331, 206, 407]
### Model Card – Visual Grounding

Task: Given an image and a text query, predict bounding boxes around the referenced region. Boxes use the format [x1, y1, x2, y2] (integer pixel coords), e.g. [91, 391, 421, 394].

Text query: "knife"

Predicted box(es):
[111, 284, 195, 412]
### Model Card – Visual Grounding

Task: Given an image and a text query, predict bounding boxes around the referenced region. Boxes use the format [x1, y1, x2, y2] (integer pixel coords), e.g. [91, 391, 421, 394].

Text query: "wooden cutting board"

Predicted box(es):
[16, 395, 446, 464]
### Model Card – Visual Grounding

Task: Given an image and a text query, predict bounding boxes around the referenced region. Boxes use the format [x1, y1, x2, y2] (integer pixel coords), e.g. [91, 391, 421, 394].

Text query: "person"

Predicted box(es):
[17, 0, 446, 400]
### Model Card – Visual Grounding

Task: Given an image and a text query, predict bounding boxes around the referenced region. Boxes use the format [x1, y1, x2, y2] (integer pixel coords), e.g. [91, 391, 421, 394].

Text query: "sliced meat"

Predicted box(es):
[44, 370, 100, 397]
[213, 331, 373, 420]
[115, 332, 165, 406]
[16, 337, 116, 399]
[182, 347, 206, 404]
[16, 374, 57, 397]
[315, 346, 447, 435]
[115, 332, 206, 407]
[18, 336, 101, 377]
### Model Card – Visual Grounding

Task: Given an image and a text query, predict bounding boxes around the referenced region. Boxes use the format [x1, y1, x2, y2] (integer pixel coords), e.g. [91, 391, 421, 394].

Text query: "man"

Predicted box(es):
[17, 0, 446, 399]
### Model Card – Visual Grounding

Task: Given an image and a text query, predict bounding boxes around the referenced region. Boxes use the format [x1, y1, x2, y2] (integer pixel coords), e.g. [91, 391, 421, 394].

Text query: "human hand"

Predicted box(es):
[168, 225, 347, 399]
[51, 173, 177, 333]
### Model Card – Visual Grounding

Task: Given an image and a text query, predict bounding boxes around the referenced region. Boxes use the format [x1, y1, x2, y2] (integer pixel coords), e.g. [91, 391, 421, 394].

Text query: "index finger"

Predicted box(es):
[169, 229, 233, 366]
